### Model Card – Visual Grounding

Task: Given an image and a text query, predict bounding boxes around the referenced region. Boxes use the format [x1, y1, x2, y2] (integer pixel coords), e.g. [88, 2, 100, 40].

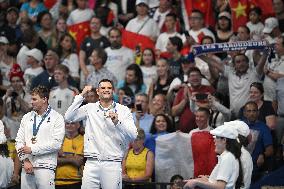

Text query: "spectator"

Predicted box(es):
[169, 174, 184, 189]
[79, 16, 110, 84]
[57, 33, 80, 82]
[37, 11, 57, 49]
[140, 48, 157, 93]
[0, 122, 14, 188]
[166, 36, 183, 77]
[208, 92, 231, 128]
[125, 0, 159, 41]
[49, 64, 79, 116]
[133, 93, 154, 134]
[5, 7, 21, 43]
[187, 9, 215, 44]
[145, 113, 175, 153]
[149, 93, 169, 116]
[148, 58, 174, 99]
[66, 0, 94, 26]
[30, 49, 77, 90]
[83, 88, 99, 104]
[59, 0, 77, 19]
[246, 7, 264, 37]
[117, 0, 136, 27]
[20, 0, 47, 23]
[200, 51, 268, 119]
[86, 48, 117, 89]
[54, 17, 67, 43]
[263, 36, 284, 103]
[155, 13, 184, 54]
[55, 121, 84, 189]
[242, 101, 274, 182]
[184, 125, 243, 189]
[118, 86, 135, 109]
[117, 64, 146, 95]
[228, 120, 253, 189]
[276, 77, 284, 158]
[23, 48, 44, 92]
[188, 107, 217, 177]
[0, 36, 15, 92]
[215, 11, 233, 43]
[105, 27, 134, 81]
[172, 67, 215, 133]
[263, 17, 282, 44]
[122, 128, 154, 187]
[273, 0, 284, 32]
[3, 64, 31, 124]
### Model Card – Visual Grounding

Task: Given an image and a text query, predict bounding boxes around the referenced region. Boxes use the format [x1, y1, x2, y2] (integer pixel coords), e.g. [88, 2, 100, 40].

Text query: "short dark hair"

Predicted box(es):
[31, 85, 50, 100]
[244, 101, 258, 110]
[196, 107, 210, 117]
[92, 48, 108, 65]
[232, 53, 249, 64]
[55, 64, 69, 75]
[169, 36, 183, 51]
[98, 79, 114, 88]
[108, 27, 122, 36]
[238, 25, 250, 35]
[249, 6, 262, 15]
[201, 35, 214, 44]
[188, 67, 202, 76]
[191, 9, 204, 18]
[250, 82, 264, 94]
[37, 11, 52, 25]
[166, 12, 177, 20]
[170, 174, 184, 182]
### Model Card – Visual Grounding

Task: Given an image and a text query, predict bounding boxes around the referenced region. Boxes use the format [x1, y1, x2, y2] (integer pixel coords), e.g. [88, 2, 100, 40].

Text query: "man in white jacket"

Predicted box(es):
[15, 85, 65, 189]
[65, 79, 138, 189]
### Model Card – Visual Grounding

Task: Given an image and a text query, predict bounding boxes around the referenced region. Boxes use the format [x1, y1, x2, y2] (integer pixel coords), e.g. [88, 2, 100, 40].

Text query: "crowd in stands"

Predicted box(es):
[0, 0, 284, 188]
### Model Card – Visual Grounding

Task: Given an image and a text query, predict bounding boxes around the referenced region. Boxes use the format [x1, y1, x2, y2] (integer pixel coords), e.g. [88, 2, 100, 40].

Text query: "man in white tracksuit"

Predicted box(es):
[15, 86, 65, 189]
[65, 79, 138, 189]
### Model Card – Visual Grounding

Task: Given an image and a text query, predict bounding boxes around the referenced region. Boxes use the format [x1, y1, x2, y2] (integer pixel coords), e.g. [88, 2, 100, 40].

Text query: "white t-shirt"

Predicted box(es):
[141, 66, 157, 93]
[105, 46, 134, 81]
[155, 32, 185, 52]
[24, 66, 44, 92]
[126, 16, 160, 39]
[61, 53, 80, 78]
[189, 28, 216, 43]
[67, 8, 94, 25]
[153, 9, 171, 30]
[209, 151, 239, 189]
[263, 56, 284, 101]
[49, 87, 77, 116]
[240, 147, 253, 189]
[0, 156, 14, 188]
[246, 21, 264, 36]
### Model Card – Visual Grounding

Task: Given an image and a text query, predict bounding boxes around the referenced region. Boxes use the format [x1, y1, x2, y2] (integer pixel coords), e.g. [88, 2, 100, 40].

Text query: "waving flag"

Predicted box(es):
[68, 21, 90, 52]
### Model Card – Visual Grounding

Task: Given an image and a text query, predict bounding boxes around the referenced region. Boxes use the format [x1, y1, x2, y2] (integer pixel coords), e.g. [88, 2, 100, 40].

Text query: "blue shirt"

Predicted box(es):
[243, 119, 273, 164]
[117, 80, 147, 95]
[132, 112, 154, 134]
[20, 2, 47, 19]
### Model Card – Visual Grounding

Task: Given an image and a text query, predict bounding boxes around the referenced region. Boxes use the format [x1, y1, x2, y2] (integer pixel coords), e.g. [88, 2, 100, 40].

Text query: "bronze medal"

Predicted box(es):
[31, 136, 37, 144]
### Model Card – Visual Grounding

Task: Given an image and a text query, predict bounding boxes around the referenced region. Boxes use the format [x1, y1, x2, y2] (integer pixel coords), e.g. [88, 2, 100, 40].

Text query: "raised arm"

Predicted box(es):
[198, 55, 225, 74]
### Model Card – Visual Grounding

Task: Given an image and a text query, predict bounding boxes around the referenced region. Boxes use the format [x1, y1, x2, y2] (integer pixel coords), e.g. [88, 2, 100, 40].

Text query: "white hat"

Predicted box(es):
[210, 124, 238, 139]
[224, 120, 250, 137]
[136, 0, 149, 6]
[218, 11, 231, 20]
[0, 121, 7, 144]
[263, 17, 279, 34]
[25, 48, 43, 62]
[0, 36, 9, 44]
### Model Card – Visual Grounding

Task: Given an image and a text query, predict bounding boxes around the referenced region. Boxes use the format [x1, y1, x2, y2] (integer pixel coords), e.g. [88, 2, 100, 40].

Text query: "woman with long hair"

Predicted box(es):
[140, 48, 157, 93]
[56, 33, 80, 81]
[117, 64, 146, 95]
[184, 125, 244, 189]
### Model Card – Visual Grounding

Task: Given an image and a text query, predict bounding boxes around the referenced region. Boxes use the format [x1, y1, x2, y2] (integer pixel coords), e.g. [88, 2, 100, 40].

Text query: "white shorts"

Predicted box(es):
[21, 168, 55, 189]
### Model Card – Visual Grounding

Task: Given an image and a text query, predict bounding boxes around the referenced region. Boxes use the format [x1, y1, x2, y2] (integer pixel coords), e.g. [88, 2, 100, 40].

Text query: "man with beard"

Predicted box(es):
[65, 79, 137, 189]
[105, 27, 134, 81]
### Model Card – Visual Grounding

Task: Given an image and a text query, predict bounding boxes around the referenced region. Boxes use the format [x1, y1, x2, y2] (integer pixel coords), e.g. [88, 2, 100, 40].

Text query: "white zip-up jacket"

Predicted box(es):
[15, 108, 65, 170]
[65, 95, 138, 161]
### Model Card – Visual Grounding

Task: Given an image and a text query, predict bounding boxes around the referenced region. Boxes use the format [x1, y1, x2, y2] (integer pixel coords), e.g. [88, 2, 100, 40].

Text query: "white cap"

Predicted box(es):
[25, 48, 43, 62]
[218, 11, 231, 20]
[136, 0, 149, 6]
[263, 17, 279, 34]
[0, 36, 9, 44]
[0, 121, 7, 144]
[224, 120, 250, 137]
[210, 124, 238, 139]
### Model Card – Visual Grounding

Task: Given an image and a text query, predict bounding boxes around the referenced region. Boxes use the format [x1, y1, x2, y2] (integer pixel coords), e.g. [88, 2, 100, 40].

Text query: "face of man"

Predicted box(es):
[44, 52, 58, 71]
[188, 71, 202, 87]
[273, 0, 284, 15]
[136, 4, 149, 16]
[244, 103, 259, 123]
[90, 17, 101, 33]
[189, 12, 203, 30]
[54, 69, 67, 84]
[152, 94, 165, 111]
[165, 16, 176, 31]
[233, 54, 249, 75]
[195, 111, 208, 129]
[135, 95, 148, 113]
[109, 30, 121, 48]
[275, 37, 284, 55]
[31, 94, 47, 113]
[237, 26, 250, 41]
[96, 81, 114, 101]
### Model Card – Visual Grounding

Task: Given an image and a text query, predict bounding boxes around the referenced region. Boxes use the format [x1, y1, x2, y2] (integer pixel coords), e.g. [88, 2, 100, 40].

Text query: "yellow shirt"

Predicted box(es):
[55, 134, 84, 185]
[7, 140, 17, 160]
[125, 147, 149, 180]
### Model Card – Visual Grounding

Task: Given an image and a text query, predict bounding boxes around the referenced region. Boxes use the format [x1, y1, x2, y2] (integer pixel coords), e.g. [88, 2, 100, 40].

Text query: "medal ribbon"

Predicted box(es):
[33, 106, 51, 137]
[98, 102, 117, 115]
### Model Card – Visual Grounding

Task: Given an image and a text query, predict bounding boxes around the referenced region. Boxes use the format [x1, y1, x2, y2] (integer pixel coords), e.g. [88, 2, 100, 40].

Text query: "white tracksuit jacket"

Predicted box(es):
[15, 108, 65, 170]
[65, 95, 138, 161]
